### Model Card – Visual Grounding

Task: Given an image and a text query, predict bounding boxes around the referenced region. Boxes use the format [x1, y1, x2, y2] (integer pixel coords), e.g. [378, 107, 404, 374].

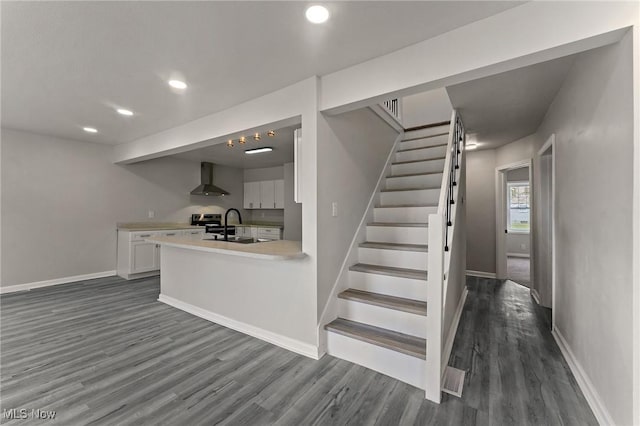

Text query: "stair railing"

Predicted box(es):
[425, 110, 465, 403]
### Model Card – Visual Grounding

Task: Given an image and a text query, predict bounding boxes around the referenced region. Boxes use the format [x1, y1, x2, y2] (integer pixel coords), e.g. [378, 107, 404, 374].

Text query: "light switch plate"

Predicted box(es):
[332, 202, 338, 217]
[148, 210, 155, 219]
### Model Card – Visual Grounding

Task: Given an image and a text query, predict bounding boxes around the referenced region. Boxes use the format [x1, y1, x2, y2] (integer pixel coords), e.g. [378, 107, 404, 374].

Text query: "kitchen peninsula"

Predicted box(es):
[148, 235, 318, 359]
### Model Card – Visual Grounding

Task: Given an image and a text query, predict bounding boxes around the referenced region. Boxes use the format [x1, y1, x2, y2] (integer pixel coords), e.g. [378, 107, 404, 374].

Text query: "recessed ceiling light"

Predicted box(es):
[168, 79, 187, 90]
[306, 5, 329, 24]
[245, 147, 273, 155]
[83, 127, 98, 133]
[116, 108, 134, 116]
[466, 143, 478, 150]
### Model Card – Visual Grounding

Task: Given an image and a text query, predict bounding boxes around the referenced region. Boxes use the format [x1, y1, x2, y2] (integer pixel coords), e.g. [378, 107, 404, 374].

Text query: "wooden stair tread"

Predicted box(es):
[349, 263, 427, 281]
[388, 171, 443, 178]
[339, 289, 427, 316]
[367, 222, 428, 227]
[325, 318, 426, 359]
[402, 132, 449, 142]
[381, 186, 440, 193]
[360, 241, 427, 252]
[375, 203, 438, 208]
[403, 120, 450, 132]
[396, 143, 448, 153]
[392, 156, 446, 165]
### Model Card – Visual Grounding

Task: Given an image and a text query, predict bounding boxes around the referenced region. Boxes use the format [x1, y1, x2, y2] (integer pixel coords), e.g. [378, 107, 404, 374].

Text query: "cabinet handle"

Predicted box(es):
[140, 234, 151, 238]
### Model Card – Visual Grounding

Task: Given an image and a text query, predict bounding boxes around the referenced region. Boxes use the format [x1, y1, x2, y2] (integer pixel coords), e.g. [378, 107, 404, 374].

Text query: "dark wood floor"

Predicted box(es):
[0, 275, 596, 425]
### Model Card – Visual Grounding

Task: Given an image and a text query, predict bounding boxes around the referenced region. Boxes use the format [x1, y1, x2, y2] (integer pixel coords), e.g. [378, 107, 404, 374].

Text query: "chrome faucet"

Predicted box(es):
[224, 208, 242, 241]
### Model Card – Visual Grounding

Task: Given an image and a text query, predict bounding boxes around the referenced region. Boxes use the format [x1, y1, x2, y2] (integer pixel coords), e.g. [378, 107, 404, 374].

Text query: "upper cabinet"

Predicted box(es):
[243, 182, 260, 209]
[244, 179, 284, 209]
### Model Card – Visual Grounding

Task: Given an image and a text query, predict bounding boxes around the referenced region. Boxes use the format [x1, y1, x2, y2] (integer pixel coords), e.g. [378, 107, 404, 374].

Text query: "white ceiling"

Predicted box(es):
[1, 1, 522, 145]
[175, 125, 296, 169]
[446, 54, 577, 150]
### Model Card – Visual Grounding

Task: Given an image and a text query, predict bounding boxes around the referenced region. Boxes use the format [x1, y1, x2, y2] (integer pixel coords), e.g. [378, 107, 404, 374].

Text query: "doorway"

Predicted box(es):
[537, 134, 555, 318]
[496, 160, 533, 288]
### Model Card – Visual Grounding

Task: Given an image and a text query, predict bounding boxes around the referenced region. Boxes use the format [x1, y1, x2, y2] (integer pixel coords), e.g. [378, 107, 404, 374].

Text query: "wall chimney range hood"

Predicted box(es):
[190, 162, 229, 196]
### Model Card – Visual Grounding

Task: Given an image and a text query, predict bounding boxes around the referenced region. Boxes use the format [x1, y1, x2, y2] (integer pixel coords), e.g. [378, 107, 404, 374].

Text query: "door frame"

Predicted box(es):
[537, 134, 556, 328]
[495, 159, 534, 285]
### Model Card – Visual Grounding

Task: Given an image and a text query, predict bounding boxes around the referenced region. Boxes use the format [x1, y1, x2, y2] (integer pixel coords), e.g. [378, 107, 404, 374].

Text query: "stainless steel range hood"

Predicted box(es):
[190, 162, 229, 196]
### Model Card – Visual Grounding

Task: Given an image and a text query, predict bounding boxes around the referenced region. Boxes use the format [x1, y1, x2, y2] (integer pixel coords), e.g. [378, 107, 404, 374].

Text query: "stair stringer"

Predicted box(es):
[317, 131, 405, 355]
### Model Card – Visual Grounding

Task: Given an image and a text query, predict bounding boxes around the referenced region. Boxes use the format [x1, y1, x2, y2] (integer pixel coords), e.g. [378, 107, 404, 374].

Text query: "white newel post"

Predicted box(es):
[426, 213, 444, 402]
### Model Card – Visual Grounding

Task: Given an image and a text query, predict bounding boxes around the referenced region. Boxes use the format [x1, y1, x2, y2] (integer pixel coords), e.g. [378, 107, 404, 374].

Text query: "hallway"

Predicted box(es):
[451, 277, 596, 425]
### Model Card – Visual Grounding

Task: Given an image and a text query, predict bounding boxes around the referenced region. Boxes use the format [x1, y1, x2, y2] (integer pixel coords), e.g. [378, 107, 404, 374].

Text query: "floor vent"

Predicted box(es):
[442, 366, 465, 397]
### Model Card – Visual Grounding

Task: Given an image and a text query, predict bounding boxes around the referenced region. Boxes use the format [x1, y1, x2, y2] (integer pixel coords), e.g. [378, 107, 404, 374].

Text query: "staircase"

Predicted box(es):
[324, 121, 453, 393]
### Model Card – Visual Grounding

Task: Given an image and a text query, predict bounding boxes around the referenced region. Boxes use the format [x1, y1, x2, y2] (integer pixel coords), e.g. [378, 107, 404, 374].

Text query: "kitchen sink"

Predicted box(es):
[202, 236, 270, 244]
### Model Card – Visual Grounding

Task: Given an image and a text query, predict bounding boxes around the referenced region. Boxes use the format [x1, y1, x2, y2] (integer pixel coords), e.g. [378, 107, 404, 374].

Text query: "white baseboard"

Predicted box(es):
[506, 253, 530, 258]
[530, 288, 541, 305]
[442, 287, 468, 374]
[158, 294, 321, 360]
[0, 270, 116, 294]
[552, 328, 614, 426]
[465, 270, 497, 279]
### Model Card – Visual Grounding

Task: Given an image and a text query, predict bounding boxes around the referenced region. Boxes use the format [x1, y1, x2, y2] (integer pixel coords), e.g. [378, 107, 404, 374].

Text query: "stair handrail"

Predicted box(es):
[425, 109, 464, 403]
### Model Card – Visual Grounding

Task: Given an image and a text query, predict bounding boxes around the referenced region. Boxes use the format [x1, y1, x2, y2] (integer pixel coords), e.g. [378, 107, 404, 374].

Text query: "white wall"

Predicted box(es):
[316, 108, 398, 319]
[465, 149, 496, 273]
[160, 245, 316, 351]
[534, 34, 634, 425]
[0, 128, 245, 287]
[401, 88, 452, 129]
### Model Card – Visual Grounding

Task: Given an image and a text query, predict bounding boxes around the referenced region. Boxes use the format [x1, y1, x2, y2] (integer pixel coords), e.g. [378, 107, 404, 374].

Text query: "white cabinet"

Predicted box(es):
[117, 227, 204, 280]
[257, 227, 282, 241]
[131, 241, 160, 274]
[243, 179, 285, 209]
[274, 180, 285, 208]
[260, 181, 275, 209]
[243, 182, 261, 209]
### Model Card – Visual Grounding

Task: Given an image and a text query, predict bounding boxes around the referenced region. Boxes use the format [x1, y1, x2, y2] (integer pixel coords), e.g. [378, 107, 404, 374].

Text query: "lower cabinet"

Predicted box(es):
[117, 228, 204, 280]
[235, 225, 282, 240]
[130, 241, 160, 274]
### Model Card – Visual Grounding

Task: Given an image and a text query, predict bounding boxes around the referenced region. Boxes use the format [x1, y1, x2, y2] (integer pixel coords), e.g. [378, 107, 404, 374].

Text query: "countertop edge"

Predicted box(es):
[148, 238, 306, 261]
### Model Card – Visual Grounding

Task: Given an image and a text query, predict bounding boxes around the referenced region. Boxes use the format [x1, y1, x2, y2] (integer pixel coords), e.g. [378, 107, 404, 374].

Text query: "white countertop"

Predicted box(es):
[148, 236, 304, 260]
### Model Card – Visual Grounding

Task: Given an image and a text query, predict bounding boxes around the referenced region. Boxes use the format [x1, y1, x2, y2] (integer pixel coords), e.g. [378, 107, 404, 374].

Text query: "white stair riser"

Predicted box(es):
[395, 145, 447, 162]
[367, 226, 428, 244]
[358, 247, 427, 270]
[373, 206, 437, 223]
[385, 173, 443, 190]
[338, 299, 427, 338]
[326, 332, 426, 389]
[400, 133, 448, 150]
[380, 188, 440, 206]
[348, 270, 427, 300]
[392, 159, 445, 176]
[404, 124, 450, 140]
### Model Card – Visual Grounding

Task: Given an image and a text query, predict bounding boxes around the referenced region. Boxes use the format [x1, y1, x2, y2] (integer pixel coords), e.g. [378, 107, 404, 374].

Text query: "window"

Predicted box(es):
[507, 181, 530, 232]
